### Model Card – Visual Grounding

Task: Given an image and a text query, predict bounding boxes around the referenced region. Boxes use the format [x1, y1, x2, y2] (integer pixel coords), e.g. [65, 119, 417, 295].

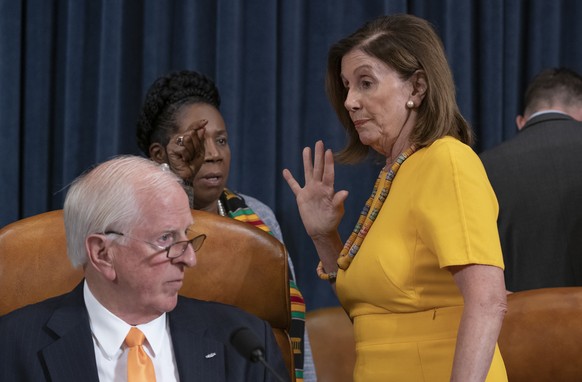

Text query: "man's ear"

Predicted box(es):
[410, 70, 428, 105]
[149, 143, 167, 164]
[86, 234, 117, 281]
[515, 115, 527, 131]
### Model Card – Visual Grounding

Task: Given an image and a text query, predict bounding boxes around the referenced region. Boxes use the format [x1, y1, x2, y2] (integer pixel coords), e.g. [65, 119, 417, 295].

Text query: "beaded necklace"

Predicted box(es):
[217, 199, 227, 216]
[337, 145, 417, 270]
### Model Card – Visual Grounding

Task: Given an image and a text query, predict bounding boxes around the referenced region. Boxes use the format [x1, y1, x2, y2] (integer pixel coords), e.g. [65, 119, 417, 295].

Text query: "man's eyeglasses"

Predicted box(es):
[104, 230, 206, 259]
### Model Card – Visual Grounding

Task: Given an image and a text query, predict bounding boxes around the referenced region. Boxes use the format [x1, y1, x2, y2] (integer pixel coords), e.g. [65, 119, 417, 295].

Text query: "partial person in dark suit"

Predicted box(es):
[0, 155, 288, 382]
[480, 67, 582, 291]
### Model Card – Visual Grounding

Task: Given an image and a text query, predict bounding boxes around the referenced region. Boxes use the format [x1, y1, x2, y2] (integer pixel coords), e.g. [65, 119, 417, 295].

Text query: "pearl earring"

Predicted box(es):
[406, 100, 415, 109]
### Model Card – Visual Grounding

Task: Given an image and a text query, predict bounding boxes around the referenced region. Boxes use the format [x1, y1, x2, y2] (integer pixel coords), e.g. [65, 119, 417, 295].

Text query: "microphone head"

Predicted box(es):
[230, 327, 265, 362]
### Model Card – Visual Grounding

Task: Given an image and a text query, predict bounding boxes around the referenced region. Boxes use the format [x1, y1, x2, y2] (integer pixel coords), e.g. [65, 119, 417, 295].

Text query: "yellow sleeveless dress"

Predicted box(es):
[337, 137, 508, 381]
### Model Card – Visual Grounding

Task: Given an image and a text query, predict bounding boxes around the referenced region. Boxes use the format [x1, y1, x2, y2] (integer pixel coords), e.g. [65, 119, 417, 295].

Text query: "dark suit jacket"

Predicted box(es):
[0, 282, 289, 381]
[480, 112, 582, 291]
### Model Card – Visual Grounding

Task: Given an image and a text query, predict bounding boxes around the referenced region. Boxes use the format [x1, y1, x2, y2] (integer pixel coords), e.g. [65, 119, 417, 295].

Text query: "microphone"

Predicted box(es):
[230, 327, 287, 382]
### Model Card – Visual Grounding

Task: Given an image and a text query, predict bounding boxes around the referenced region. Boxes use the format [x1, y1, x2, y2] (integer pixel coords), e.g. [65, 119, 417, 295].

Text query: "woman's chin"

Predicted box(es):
[358, 135, 377, 148]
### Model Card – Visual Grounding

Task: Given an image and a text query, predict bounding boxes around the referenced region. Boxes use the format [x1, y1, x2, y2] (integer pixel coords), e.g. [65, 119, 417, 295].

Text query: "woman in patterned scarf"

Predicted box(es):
[136, 70, 314, 382]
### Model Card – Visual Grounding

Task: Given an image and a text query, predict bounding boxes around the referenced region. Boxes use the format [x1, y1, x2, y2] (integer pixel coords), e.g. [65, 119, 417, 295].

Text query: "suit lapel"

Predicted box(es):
[41, 283, 100, 382]
[170, 301, 227, 381]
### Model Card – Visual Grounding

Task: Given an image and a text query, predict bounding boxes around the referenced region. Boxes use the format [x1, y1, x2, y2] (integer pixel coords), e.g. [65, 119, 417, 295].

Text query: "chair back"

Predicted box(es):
[0, 209, 293, 379]
[306, 306, 355, 382]
[498, 287, 582, 382]
[184, 210, 293, 377]
[0, 210, 82, 312]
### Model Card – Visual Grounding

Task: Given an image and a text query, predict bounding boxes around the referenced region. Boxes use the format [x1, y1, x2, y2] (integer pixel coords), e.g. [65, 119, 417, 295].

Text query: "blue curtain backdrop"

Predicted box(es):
[2, 0, 582, 310]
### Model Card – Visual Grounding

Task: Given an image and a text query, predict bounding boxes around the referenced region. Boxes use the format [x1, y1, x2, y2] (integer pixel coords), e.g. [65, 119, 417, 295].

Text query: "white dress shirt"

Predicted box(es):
[84, 281, 180, 381]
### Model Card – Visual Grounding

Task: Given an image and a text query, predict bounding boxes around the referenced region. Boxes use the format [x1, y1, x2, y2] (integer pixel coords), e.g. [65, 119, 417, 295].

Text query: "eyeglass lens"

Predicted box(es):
[168, 235, 206, 258]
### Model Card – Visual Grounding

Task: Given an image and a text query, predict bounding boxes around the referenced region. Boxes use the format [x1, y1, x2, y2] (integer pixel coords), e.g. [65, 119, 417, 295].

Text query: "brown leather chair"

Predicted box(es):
[0, 209, 294, 380]
[498, 287, 582, 382]
[306, 306, 355, 382]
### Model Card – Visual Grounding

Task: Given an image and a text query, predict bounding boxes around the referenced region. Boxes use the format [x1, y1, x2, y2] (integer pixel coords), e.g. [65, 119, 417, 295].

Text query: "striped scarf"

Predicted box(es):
[220, 189, 306, 382]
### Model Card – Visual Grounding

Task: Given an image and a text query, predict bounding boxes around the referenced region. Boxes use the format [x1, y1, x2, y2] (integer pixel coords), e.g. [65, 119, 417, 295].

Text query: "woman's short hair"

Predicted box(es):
[326, 13, 473, 163]
[64, 155, 181, 267]
[136, 70, 221, 156]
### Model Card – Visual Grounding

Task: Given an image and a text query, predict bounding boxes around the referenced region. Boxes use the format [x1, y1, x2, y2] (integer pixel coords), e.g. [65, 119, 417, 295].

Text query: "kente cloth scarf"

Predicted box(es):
[221, 188, 307, 382]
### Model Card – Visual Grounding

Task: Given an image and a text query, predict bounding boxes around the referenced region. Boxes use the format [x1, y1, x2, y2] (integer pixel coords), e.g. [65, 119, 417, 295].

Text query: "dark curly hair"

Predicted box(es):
[136, 70, 221, 155]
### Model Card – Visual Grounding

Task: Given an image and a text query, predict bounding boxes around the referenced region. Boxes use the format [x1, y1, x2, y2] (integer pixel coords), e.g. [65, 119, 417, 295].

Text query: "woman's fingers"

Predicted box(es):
[282, 168, 301, 196]
[312, 140, 325, 180]
[286, 140, 336, 195]
[182, 120, 207, 160]
[180, 130, 205, 162]
[332, 189, 349, 209]
[166, 120, 208, 180]
[322, 148, 335, 186]
[302, 146, 313, 180]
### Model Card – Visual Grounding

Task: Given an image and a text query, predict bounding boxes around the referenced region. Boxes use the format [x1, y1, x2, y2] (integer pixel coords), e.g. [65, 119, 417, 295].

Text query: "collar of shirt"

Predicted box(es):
[527, 109, 569, 121]
[83, 280, 168, 360]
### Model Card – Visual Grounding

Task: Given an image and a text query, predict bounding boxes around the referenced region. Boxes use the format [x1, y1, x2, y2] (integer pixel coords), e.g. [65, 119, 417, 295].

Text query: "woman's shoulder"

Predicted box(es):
[239, 193, 277, 222]
[408, 137, 486, 186]
[223, 189, 274, 216]
[420, 136, 481, 166]
[238, 193, 284, 241]
[239, 193, 273, 212]
[426, 136, 475, 155]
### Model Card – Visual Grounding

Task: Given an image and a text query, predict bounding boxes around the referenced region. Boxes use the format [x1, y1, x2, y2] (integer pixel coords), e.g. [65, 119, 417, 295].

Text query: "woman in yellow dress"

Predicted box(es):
[283, 14, 508, 381]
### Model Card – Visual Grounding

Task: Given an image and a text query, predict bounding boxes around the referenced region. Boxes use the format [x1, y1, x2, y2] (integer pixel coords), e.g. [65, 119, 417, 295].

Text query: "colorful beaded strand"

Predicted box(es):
[337, 146, 417, 270]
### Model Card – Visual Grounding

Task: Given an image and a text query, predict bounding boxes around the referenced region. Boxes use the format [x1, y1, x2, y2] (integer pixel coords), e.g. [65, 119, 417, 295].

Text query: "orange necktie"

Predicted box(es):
[125, 327, 156, 382]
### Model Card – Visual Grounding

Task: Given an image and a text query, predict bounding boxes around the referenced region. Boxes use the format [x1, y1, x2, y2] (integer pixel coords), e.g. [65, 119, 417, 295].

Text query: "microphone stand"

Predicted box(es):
[255, 352, 286, 382]
[251, 349, 285, 382]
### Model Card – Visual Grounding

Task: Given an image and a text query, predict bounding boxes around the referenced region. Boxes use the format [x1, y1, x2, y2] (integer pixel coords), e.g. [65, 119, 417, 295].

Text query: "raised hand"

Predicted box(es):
[283, 140, 349, 239]
[166, 119, 207, 182]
